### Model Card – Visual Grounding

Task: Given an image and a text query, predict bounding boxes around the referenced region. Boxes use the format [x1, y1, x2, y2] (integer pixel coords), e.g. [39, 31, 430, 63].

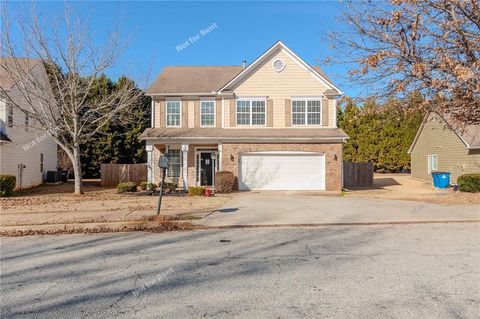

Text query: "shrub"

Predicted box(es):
[458, 173, 480, 193]
[163, 182, 177, 193]
[188, 186, 205, 196]
[140, 182, 158, 191]
[215, 171, 235, 193]
[117, 182, 137, 193]
[0, 175, 16, 197]
[147, 183, 158, 191]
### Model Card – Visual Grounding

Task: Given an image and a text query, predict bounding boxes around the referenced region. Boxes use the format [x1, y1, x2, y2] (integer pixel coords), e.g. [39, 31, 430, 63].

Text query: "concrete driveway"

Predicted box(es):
[198, 192, 480, 227]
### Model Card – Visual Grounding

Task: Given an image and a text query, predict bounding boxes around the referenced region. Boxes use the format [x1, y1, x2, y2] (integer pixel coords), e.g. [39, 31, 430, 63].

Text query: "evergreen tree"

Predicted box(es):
[338, 94, 425, 172]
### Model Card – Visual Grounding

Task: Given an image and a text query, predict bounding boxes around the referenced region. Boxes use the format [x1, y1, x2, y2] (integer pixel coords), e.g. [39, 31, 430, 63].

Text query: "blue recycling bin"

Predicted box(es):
[431, 172, 451, 188]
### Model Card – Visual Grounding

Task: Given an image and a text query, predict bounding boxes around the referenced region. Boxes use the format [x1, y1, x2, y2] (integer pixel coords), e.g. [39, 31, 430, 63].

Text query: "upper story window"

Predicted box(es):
[167, 148, 181, 178]
[236, 99, 266, 126]
[166, 100, 181, 127]
[292, 99, 322, 125]
[200, 100, 215, 127]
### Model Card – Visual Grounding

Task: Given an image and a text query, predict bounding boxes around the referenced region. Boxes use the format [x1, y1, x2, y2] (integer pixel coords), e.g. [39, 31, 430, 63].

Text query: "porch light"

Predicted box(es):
[230, 154, 234, 162]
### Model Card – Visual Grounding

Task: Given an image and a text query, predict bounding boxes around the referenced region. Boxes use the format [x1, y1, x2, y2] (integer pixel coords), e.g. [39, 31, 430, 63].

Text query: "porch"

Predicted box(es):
[146, 143, 222, 190]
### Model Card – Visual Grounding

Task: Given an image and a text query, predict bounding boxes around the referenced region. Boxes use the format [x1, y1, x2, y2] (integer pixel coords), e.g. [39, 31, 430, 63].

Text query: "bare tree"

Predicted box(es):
[327, 0, 480, 124]
[1, 3, 146, 194]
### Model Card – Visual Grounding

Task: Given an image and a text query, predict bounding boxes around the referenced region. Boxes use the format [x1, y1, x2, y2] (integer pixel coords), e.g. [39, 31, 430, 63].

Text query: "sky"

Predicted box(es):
[6, 1, 365, 97]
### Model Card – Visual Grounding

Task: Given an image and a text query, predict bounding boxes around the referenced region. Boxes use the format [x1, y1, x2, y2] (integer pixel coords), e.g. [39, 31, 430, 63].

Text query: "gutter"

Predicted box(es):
[139, 136, 348, 143]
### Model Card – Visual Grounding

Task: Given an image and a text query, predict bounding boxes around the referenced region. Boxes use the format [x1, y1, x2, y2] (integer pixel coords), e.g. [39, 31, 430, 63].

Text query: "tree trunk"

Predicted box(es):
[72, 143, 83, 195]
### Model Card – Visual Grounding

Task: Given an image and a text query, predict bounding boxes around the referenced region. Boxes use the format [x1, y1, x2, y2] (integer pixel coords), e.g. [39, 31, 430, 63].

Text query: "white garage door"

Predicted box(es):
[239, 152, 325, 190]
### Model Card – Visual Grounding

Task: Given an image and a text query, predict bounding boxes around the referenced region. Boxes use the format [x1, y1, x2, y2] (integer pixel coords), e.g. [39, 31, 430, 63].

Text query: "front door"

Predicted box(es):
[200, 152, 214, 186]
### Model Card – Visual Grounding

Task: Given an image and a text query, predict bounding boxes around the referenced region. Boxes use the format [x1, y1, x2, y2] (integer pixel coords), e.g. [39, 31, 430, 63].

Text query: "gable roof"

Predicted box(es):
[408, 111, 480, 152]
[218, 41, 342, 95]
[147, 66, 243, 95]
[146, 41, 341, 96]
[0, 58, 40, 91]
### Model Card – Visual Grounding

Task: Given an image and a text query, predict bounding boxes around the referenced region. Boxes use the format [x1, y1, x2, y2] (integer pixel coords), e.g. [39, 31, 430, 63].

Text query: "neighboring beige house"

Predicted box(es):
[0, 58, 57, 189]
[408, 111, 480, 183]
[140, 41, 348, 191]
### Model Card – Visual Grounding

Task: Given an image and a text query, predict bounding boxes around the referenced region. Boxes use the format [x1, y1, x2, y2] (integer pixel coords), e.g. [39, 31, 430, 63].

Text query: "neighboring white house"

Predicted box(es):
[0, 58, 57, 189]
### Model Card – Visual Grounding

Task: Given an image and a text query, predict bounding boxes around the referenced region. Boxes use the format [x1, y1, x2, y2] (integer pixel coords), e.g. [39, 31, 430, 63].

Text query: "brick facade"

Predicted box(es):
[221, 143, 343, 191]
[152, 142, 343, 191]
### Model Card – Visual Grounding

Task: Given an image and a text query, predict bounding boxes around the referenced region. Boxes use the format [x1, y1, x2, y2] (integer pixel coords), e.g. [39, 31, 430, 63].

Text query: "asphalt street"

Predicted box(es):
[1, 224, 479, 318]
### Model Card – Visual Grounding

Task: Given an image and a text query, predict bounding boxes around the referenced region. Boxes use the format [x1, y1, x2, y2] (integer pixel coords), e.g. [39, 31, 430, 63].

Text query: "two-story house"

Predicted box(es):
[140, 41, 348, 191]
[0, 58, 57, 189]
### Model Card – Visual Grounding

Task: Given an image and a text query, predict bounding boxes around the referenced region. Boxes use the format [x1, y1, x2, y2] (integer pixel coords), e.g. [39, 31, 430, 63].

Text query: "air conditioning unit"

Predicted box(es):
[46, 171, 61, 184]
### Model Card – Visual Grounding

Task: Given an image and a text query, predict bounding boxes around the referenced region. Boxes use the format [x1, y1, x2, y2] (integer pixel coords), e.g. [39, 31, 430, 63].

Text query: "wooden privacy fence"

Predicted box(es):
[101, 163, 147, 187]
[343, 162, 374, 188]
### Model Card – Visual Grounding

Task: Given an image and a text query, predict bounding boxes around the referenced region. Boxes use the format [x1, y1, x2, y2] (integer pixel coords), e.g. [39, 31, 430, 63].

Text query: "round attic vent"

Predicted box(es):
[273, 59, 285, 72]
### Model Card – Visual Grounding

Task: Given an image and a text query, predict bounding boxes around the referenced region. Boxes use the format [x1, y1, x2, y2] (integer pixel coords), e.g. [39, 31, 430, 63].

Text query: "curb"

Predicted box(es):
[200, 219, 480, 229]
[2, 219, 479, 236]
[0, 220, 196, 237]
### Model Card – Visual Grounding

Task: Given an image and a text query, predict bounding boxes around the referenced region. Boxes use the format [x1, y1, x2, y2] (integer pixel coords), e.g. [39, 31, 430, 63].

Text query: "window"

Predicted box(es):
[40, 153, 44, 173]
[236, 99, 266, 126]
[7, 103, 13, 127]
[166, 101, 181, 127]
[273, 59, 285, 72]
[25, 113, 29, 131]
[292, 99, 322, 125]
[428, 154, 438, 174]
[200, 101, 215, 127]
[167, 149, 181, 178]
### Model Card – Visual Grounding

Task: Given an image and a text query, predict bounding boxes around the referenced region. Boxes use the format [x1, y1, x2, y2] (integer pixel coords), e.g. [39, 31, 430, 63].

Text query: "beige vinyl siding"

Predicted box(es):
[411, 112, 480, 183]
[329, 99, 336, 127]
[187, 101, 195, 128]
[0, 95, 57, 188]
[226, 49, 333, 128]
[154, 100, 164, 127]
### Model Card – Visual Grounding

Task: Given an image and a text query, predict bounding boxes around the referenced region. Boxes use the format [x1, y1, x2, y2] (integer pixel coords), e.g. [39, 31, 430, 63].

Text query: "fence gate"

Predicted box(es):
[343, 162, 374, 188]
[101, 163, 147, 187]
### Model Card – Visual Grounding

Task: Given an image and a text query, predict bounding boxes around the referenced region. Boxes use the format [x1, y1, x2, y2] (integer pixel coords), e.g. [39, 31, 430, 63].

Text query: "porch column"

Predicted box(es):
[181, 144, 189, 191]
[218, 144, 223, 170]
[146, 143, 154, 183]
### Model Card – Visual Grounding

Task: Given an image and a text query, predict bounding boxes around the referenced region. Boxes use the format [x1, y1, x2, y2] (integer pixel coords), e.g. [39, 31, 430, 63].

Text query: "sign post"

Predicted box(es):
[156, 155, 169, 216]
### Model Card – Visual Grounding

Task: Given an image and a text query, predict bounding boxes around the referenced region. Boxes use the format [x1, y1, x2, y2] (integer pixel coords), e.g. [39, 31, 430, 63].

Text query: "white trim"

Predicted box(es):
[218, 144, 223, 170]
[151, 99, 155, 127]
[333, 99, 337, 128]
[221, 98, 225, 128]
[148, 93, 217, 96]
[181, 144, 189, 190]
[291, 98, 322, 126]
[165, 99, 182, 128]
[242, 151, 325, 155]
[194, 147, 219, 186]
[272, 58, 286, 72]
[427, 154, 438, 174]
[199, 100, 216, 127]
[218, 41, 343, 94]
[235, 97, 267, 127]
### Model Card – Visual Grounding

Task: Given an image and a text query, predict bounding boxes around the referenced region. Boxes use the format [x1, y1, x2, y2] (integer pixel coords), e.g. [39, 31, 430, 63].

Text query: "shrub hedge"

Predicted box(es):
[163, 182, 177, 193]
[140, 181, 158, 191]
[0, 175, 16, 197]
[117, 182, 137, 193]
[458, 173, 480, 193]
[215, 171, 235, 193]
[188, 186, 205, 196]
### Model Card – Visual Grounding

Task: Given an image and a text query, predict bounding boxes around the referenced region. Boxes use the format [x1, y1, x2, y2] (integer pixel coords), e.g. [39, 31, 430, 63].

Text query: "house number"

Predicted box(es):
[205, 159, 210, 165]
